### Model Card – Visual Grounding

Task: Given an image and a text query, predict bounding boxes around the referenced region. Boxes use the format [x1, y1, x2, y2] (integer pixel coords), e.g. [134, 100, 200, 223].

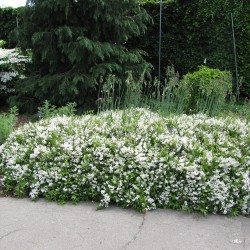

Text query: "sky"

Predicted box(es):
[0, 0, 26, 8]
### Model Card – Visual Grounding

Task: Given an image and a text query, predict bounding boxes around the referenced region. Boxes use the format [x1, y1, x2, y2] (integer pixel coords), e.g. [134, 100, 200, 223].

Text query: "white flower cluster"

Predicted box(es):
[0, 48, 31, 65]
[0, 48, 31, 95]
[0, 108, 249, 215]
[0, 71, 18, 83]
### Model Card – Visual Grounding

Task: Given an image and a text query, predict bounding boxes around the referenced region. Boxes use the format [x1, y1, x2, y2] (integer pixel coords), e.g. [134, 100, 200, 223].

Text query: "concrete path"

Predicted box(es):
[0, 198, 249, 250]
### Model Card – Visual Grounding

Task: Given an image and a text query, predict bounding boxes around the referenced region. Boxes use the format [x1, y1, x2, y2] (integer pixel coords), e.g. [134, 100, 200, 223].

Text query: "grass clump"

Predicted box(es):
[98, 66, 233, 117]
[0, 108, 249, 215]
[0, 107, 18, 145]
[219, 101, 250, 121]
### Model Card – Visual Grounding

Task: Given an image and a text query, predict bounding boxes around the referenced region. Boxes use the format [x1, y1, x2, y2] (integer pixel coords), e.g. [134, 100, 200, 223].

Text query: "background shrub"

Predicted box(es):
[0, 47, 31, 103]
[37, 100, 77, 119]
[181, 66, 232, 115]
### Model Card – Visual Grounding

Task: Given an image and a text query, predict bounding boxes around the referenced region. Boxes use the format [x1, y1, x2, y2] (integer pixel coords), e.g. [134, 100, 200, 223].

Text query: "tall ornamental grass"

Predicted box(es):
[98, 66, 232, 116]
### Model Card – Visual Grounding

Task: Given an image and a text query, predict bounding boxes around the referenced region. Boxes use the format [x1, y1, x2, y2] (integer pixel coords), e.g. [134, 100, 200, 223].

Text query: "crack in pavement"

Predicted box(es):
[0, 229, 24, 240]
[122, 212, 146, 250]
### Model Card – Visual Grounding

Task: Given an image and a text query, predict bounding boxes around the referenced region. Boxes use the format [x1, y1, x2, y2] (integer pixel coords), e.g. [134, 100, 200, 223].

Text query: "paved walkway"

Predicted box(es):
[0, 198, 249, 250]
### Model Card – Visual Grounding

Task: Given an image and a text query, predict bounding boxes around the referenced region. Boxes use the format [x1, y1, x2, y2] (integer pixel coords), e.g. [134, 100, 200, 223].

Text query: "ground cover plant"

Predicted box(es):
[0, 108, 249, 215]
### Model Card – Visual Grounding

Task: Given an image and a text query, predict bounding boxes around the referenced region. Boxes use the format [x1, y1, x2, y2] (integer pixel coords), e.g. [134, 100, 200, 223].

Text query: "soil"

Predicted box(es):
[15, 114, 31, 128]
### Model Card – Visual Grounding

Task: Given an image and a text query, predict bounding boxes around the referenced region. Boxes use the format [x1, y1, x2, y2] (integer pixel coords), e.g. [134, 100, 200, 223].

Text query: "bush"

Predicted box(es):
[0, 47, 31, 101]
[0, 106, 18, 145]
[0, 40, 7, 47]
[182, 66, 232, 115]
[0, 108, 249, 215]
[37, 100, 77, 119]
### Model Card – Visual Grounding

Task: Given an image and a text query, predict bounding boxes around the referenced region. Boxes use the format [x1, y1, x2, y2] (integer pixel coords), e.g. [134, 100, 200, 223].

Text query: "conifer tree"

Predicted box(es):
[11, 0, 151, 110]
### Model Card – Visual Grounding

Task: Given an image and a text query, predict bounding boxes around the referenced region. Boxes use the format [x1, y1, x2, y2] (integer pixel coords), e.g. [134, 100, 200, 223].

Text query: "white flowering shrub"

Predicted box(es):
[0, 47, 31, 97]
[0, 108, 249, 215]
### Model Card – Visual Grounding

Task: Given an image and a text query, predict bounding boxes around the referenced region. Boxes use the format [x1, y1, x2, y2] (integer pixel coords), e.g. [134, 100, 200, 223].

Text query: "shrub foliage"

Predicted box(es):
[0, 47, 31, 102]
[133, 0, 250, 98]
[0, 109, 249, 215]
[0, 107, 18, 145]
[181, 66, 232, 115]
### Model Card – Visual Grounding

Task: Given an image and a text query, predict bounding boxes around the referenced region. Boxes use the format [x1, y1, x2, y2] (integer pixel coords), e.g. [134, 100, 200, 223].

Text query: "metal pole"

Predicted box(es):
[158, 0, 163, 80]
[16, 17, 19, 46]
[231, 13, 240, 102]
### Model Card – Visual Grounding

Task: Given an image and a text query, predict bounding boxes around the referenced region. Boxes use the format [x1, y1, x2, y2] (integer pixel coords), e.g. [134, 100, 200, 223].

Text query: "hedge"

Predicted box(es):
[130, 0, 250, 98]
[0, 108, 249, 214]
